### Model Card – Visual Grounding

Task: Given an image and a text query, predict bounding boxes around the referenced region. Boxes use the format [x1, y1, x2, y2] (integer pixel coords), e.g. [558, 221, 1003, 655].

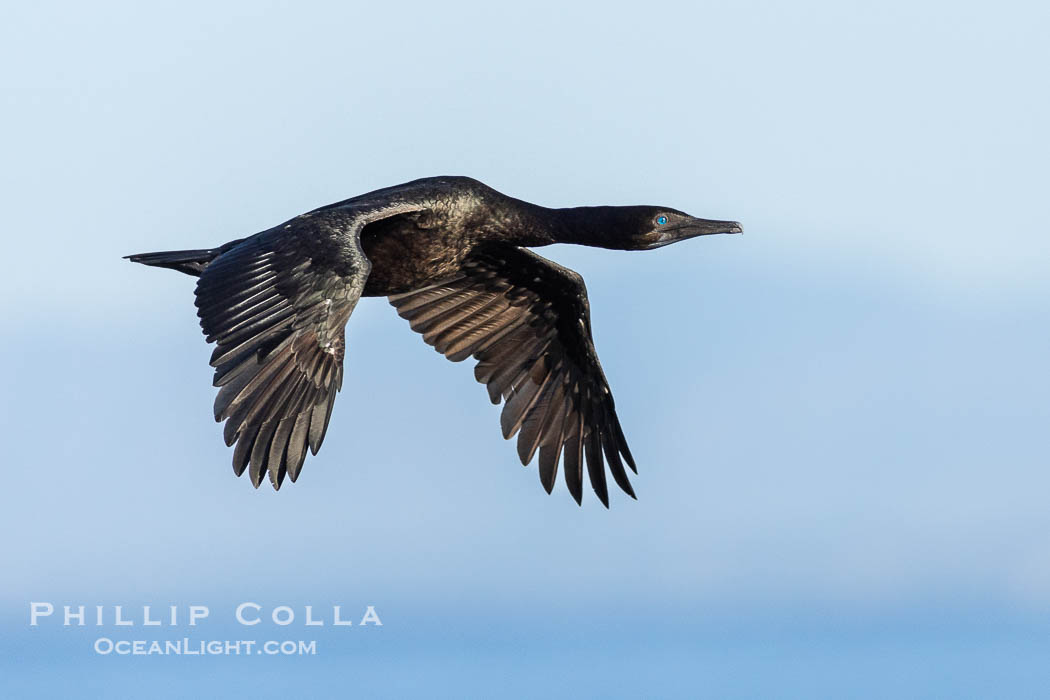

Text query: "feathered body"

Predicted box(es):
[127, 176, 741, 505]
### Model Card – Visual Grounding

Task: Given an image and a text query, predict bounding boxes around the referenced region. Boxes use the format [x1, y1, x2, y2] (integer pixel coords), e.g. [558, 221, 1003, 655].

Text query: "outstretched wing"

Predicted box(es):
[389, 245, 636, 506]
[195, 205, 415, 489]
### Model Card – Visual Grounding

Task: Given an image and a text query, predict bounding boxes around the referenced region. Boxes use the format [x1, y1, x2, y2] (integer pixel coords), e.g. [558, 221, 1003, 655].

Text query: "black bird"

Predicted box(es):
[127, 176, 740, 505]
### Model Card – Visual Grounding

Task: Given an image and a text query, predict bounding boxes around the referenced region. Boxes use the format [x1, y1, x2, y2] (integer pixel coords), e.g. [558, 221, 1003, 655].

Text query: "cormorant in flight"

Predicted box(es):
[127, 176, 741, 506]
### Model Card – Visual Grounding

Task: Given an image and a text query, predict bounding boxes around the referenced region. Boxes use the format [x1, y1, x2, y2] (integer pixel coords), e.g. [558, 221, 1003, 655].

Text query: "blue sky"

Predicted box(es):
[2, 1, 1048, 697]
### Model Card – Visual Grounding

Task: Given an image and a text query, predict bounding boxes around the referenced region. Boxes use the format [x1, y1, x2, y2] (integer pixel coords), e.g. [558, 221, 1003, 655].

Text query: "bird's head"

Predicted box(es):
[615, 206, 743, 250]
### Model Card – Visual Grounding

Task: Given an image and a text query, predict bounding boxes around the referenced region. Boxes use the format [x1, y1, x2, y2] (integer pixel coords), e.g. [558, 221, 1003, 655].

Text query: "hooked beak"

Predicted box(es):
[649, 217, 743, 248]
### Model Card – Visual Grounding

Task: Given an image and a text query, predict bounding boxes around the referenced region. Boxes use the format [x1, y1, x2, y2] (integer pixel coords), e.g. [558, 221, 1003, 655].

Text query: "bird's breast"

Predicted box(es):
[359, 215, 478, 296]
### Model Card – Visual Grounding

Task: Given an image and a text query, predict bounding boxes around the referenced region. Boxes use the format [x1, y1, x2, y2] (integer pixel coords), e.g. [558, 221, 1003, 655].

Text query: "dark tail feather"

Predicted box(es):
[126, 241, 242, 277]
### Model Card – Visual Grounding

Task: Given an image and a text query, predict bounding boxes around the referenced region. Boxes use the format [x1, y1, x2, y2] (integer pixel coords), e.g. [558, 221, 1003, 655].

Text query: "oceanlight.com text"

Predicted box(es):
[93, 638, 317, 656]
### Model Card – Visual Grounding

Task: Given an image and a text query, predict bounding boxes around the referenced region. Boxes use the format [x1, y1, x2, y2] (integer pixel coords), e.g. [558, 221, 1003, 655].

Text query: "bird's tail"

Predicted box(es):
[125, 241, 242, 277]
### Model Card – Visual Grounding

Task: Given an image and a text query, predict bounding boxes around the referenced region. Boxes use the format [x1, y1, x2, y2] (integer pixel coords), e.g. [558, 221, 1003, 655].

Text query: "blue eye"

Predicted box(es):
[656, 216, 667, 225]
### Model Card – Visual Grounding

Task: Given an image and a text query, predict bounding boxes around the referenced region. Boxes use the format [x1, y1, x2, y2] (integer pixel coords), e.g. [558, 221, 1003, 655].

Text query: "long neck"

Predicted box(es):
[495, 199, 622, 248]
